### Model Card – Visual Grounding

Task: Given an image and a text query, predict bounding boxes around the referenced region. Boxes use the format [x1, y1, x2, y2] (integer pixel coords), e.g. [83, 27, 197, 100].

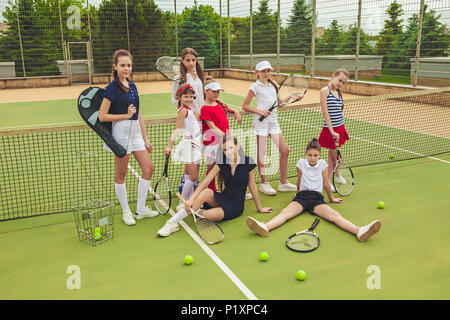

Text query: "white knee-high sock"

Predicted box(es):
[169, 208, 188, 224]
[182, 178, 194, 200]
[115, 183, 130, 212]
[136, 177, 150, 214]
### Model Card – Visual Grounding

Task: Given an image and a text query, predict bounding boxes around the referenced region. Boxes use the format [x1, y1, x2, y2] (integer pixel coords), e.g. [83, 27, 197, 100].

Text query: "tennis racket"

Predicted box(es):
[176, 192, 224, 245]
[332, 142, 354, 196]
[153, 155, 172, 214]
[156, 56, 182, 84]
[258, 73, 308, 121]
[286, 218, 320, 253]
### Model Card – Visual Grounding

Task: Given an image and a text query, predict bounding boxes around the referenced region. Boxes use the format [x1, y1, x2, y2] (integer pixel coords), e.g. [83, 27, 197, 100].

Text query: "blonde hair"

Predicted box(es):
[203, 76, 228, 113]
[333, 68, 349, 78]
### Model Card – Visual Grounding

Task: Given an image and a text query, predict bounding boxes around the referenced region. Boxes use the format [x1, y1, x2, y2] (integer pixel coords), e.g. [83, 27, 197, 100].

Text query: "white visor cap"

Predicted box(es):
[204, 81, 224, 91]
[255, 60, 273, 71]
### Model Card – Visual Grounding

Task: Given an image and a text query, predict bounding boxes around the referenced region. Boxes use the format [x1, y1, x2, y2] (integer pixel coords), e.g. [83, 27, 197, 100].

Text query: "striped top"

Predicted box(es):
[323, 86, 344, 128]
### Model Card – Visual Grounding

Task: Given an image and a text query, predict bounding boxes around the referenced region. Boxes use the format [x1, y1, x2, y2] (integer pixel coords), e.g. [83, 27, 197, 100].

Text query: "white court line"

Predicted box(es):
[280, 116, 450, 164]
[127, 164, 258, 300]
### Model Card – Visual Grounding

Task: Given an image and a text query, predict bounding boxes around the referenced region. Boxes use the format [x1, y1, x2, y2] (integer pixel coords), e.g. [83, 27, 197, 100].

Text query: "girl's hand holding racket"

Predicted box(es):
[145, 142, 152, 153]
[127, 104, 136, 118]
[332, 131, 340, 142]
[164, 146, 171, 157]
[258, 109, 271, 119]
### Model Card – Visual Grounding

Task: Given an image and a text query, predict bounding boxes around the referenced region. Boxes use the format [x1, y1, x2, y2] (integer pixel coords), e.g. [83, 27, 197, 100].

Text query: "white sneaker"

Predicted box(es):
[135, 207, 159, 220]
[122, 210, 136, 226]
[278, 181, 297, 192]
[157, 220, 180, 237]
[245, 192, 253, 200]
[334, 175, 346, 185]
[259, 182, 276, 196]
[357, 220, 381, 242]
[246, 217, 269, 237]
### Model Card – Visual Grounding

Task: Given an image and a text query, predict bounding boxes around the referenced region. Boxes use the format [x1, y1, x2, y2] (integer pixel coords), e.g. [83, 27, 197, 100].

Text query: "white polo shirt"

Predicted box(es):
[297, 158, 328, 193]
[249, 80, 278, 121]
[172, 72, 205, 115]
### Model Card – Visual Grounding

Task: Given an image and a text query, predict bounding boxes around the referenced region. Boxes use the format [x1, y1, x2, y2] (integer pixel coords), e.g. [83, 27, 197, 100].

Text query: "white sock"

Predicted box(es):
[115, 183, 130, 212]
[182, 178, 194, 200]
[169, 208, 188, 224]
[136, 177, 150, 214]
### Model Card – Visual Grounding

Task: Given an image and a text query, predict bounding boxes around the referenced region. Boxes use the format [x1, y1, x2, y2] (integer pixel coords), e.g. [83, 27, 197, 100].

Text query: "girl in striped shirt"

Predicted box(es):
[319, 69, 350, 191]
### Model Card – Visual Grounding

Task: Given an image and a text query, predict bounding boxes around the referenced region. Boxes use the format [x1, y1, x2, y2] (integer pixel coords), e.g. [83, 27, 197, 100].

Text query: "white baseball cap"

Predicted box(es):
[204, 81, 224, 91]
[255, 60, 273, 71]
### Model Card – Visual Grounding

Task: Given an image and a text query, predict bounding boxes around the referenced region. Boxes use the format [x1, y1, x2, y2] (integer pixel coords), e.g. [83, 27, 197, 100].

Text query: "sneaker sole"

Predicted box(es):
[122, 219, 136, 226]
[358, 221, 381, 241]
[246, 217, 269, 237]
[260, 190, 277, 196]
[135, 213, 159, 220]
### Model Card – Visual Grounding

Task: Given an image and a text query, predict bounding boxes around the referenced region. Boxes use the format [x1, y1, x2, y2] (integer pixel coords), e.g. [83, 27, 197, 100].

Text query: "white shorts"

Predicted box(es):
[253, 115, 281, 136]
[173, 138, 202, 164]
[203, 143, 221, 163]
[104, 120, 145, 154]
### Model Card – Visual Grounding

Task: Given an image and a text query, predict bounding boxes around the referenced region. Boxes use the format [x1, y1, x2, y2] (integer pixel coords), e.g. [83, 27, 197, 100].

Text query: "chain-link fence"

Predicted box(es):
[0, 0, 449, 86]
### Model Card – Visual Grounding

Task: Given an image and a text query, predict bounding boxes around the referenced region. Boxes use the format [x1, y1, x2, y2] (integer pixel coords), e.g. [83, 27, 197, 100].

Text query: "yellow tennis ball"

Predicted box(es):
[377, 201, 385, 209]
[389, 154, 395, 160]
[94, 227, 102, 234]
[297, 270, 307, 281]
[94, 232, 102, 241]
[259, 251, 269, 262]
[184, 255, 194, 265]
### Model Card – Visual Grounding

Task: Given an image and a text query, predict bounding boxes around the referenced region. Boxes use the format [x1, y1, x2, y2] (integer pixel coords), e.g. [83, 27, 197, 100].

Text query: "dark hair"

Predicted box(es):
[175, 82, 196, 107]
[112, 49, 133, 93]
[218, 134, 239, 191]
[180, 48, 205, 84]
[306, 138, 321, 152]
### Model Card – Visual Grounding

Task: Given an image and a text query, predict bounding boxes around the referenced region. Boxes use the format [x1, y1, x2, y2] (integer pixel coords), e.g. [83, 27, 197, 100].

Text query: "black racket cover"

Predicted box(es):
[77, 87, 127, 158]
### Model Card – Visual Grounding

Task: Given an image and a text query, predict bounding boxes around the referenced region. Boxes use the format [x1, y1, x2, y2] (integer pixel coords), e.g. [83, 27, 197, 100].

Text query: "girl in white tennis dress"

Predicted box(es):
[241, 60, 302, 196]
[165, 83, 202, 206]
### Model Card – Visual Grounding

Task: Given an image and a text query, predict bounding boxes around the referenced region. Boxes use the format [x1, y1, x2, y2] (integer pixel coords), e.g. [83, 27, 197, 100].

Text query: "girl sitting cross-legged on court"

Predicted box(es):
[246, 138, 381, 242]
[157, 134, 273, 237]
[165, 83, 202, 209]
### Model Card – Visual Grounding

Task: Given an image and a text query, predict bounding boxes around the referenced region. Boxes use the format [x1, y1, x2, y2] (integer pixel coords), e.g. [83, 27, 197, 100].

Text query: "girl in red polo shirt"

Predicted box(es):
[201, 76, 241, 191]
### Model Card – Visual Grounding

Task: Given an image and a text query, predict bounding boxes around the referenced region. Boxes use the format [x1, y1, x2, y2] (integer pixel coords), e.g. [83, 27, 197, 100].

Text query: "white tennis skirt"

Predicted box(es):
[104, 120, 146, 154]
[173, 137, 202, 163]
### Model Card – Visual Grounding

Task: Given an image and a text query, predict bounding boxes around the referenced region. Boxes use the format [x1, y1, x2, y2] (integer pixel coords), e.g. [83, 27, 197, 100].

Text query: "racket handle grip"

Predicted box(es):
[258, 106, 275, 122]
[310, 218, 320, 230]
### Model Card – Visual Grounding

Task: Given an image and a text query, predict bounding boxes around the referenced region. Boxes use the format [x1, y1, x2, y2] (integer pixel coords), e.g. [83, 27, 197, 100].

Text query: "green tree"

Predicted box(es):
[178, 1, 219, 68]
[0, 0, 88, 76]
[336, 24, 374, 55]
[283, 0, 312, 54]
[93, 0, 174, 73]
[253, 0, 278, 53]
[375, 0, 404, 59]
[386, 5, 450, 71]
[316, 20, 343, 55]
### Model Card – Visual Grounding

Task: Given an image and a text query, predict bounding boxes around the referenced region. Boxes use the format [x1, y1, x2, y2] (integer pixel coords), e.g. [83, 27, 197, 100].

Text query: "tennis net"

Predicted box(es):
[1, 86, 449, 220]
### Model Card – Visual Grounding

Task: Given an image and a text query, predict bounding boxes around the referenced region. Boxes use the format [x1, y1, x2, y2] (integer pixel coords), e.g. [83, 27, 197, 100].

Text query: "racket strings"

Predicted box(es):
[334, 163, 354, 195]
[287, 233, 319, 251]
[196, 218, 224, 243]
[157, 57, 179, 74]
[154, 180, 171, 213]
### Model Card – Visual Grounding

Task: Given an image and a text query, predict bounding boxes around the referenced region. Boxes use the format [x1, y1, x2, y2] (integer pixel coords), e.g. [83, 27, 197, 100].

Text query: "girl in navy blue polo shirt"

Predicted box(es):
[99, 49, 158, 226]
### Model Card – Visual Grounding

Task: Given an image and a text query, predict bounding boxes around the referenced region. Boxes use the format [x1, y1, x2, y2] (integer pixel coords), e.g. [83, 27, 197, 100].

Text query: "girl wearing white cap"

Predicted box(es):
[201, 76, 242, 192]
[241, 60, 302, 196]
[165, 83, 202, 205]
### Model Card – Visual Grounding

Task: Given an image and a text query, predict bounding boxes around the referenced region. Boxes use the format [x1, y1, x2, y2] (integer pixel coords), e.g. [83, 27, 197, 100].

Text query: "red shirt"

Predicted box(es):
[200, 103, 229, 146]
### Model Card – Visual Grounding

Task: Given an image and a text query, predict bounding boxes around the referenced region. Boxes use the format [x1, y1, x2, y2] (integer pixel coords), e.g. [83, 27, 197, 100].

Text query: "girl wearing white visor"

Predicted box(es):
[241, 60, 302, 196]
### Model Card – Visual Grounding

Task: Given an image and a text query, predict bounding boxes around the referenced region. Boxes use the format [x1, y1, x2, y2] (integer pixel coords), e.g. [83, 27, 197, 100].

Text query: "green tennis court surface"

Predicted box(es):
[0, 89, 449, 300]
[0, 154, 449, 299]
